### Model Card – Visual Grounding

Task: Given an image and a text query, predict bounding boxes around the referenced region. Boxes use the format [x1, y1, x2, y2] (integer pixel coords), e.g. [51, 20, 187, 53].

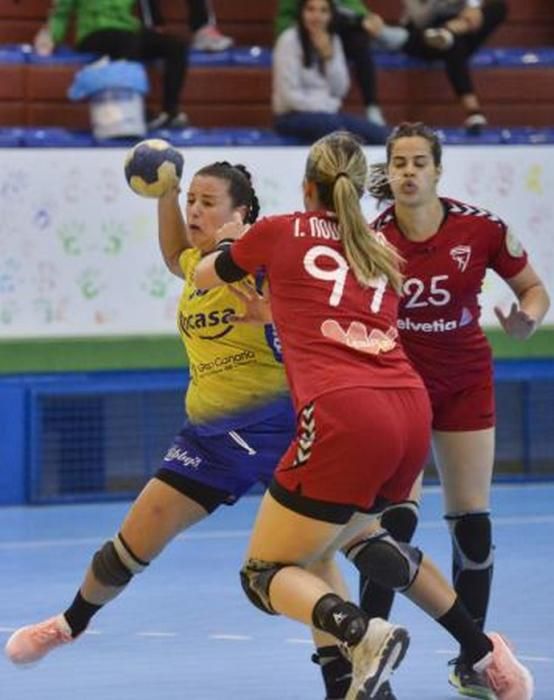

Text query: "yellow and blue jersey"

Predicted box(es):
[177, 248, 289, 435]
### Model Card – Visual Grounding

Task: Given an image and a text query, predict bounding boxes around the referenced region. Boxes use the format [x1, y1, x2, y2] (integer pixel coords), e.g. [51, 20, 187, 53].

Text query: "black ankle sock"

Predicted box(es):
[437, 599, 493, 666]
[313, 645, 352, 699]
[63, 591, 103, 638]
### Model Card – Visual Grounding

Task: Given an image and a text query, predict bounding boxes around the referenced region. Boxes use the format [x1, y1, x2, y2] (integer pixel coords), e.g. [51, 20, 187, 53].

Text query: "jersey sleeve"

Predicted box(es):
[229, 216, 282, 274]
[178, 248, 196, 277]
[488, 222, 528, 280]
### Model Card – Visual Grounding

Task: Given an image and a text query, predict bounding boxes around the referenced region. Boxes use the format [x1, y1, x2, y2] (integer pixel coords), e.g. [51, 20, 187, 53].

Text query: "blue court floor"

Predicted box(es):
[0, 483, 553, 699]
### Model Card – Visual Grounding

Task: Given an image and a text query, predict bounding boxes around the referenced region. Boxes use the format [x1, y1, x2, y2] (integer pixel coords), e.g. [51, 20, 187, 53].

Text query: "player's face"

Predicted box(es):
[186, 175, 242, 252]
[387, 137, 441, 207]
[302, 0, 333, 33]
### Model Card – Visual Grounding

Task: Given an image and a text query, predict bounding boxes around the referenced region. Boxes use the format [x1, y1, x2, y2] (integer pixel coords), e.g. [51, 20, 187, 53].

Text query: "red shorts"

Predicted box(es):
[429, 381, 495, 432]
[271, 386, 431, 523]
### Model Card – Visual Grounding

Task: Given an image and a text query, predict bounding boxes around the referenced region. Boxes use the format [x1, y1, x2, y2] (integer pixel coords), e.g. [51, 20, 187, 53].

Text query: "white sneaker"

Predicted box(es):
[192, 25, 233, 52]
[474, 633, 534, 700]
[345, 618, 410, 700]
[5, 614, 73, 665]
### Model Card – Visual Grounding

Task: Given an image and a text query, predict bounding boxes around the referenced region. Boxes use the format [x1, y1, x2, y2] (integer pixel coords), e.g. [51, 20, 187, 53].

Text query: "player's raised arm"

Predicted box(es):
[158, 186, 189, 278]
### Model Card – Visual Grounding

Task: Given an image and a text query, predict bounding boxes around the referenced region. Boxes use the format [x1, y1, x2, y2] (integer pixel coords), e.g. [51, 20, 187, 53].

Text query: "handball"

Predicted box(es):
[124, 139, 184, 198]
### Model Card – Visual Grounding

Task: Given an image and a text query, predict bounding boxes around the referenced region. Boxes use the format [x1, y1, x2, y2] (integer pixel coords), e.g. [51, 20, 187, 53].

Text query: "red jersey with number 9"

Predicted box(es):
[229, 210, 424, 412]
[373, 198, 528, 396]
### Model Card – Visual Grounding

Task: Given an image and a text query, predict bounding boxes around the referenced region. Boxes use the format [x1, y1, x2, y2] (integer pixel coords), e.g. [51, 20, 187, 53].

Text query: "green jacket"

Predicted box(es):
[275, 0, 369, 36]
[48, 0, 140, 46]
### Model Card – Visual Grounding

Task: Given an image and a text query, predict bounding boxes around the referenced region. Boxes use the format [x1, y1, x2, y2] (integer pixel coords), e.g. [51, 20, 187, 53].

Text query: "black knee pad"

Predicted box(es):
[240, 559, 287, 615]
[312, 593, 368, 647]
[92, 534, 148, 588]
[381, 501, 419, 543]
[446, 512, 494, 570]
[345, 530, 422, 592]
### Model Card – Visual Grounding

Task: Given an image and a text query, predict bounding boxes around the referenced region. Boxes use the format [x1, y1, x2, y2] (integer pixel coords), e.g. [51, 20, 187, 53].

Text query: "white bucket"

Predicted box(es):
[90, 88, 146, 139]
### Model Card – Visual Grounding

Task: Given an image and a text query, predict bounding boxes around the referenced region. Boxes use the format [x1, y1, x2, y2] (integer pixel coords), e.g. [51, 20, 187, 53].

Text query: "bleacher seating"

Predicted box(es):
[0, 0, 552, 131]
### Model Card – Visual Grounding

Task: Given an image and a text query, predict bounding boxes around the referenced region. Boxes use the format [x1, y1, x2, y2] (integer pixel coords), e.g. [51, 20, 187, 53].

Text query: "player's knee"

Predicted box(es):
[446, 511, 494, 569]
[381, 500, 420, 543]
[92, 533, 149, 588]
[344, 529, 422, 592]
[240, 558, 287, 615]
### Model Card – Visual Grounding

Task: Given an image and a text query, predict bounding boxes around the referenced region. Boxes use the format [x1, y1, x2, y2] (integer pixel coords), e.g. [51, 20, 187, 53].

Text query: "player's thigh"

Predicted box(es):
[247, 491, 343, 566]
[432, 427, 495, 512]
[120, 477, 209, 560]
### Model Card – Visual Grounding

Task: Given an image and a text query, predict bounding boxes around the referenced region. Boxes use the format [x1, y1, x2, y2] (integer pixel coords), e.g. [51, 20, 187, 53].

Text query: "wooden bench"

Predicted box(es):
[0, 0, 552, 130]
[1, 0, 552, 46]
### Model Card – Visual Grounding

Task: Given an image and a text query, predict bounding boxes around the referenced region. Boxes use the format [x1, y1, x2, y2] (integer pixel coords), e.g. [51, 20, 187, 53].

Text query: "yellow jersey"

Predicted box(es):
[177, 248, 289, 433]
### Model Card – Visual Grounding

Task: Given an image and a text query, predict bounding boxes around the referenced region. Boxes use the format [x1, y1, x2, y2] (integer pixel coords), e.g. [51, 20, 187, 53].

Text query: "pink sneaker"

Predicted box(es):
[474, 633, 534, 700]
[192, 24, 233, 52]
[5, 614, 73, 665]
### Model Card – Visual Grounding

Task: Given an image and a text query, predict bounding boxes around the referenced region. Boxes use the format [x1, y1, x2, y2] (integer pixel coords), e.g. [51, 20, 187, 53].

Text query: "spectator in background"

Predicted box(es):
[34, 0, 189, 130]
[142, 0, 233, 52]
[272, 0, 388, 145]
[399, 0, 508, 133]
[276, 0, 408, 128]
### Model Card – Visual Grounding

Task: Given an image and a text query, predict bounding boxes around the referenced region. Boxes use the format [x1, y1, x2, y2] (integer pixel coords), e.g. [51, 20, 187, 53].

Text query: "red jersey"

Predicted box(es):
[229, 210, 424, 412]
[373, 198, 528, 396]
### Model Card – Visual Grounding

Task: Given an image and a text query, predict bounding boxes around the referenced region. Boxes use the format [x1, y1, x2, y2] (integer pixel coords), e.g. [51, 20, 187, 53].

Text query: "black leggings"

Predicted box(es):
[334, 14, 379, 106]
[403, 0, 508, 96]
[143, 0, 212, 33]
[78, 28, 188, 115]
[187, 0, 211, 32]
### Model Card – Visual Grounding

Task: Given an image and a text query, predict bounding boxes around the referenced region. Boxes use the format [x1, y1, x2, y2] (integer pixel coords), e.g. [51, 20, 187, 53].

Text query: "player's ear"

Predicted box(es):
[235, 204, 248, 223]
[435, 164, 442, 183]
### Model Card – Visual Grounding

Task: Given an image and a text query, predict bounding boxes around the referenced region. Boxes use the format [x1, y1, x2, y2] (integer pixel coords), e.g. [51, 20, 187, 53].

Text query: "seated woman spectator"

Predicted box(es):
[276, 0, 407, 128]
[34, 0, 189, 130]
[399, 0, 508, 133]
[272, 0, 388, 145]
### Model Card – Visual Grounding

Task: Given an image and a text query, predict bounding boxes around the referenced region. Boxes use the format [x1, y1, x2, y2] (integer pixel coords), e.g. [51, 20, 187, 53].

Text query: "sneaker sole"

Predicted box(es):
[448, 672, 497, 700]
[347, 627, 410, 700]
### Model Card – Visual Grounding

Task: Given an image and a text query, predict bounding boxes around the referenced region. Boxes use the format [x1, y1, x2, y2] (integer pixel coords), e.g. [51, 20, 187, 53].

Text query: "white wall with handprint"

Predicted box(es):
[0, 145, 552, 338]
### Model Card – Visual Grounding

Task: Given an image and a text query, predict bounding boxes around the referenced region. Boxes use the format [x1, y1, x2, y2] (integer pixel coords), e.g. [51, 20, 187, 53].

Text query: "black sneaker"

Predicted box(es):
[448, 657, 497, 700]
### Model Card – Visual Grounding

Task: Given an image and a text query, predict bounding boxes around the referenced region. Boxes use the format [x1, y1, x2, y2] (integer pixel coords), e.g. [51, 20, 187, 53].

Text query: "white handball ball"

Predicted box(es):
[124, 139, 184, 198]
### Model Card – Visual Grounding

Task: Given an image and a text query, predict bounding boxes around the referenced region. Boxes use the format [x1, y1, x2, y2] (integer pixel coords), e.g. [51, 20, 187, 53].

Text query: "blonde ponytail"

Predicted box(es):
[306, 131, 403, 293]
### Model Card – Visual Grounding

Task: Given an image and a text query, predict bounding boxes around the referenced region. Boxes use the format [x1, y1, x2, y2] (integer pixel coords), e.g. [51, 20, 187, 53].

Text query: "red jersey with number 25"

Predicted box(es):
[373, 198, 528, 396]
[229, 210, 424, 412]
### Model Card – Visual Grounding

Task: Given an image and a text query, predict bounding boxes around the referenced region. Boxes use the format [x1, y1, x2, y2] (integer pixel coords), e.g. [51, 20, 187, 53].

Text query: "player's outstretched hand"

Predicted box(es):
[494, 302, 537, 340]
[228, 281, 273, 325]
